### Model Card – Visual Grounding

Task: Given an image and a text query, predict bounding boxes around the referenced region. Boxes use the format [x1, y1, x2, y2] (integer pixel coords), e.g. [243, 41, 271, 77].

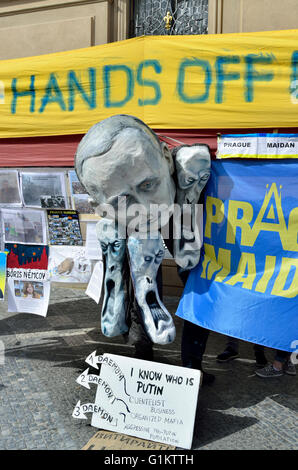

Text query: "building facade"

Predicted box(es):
[0, 1, 297, 60]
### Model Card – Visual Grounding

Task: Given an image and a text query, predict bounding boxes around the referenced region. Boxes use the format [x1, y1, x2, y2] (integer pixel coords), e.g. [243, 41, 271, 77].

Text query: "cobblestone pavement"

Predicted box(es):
[0, 286, 297, 450]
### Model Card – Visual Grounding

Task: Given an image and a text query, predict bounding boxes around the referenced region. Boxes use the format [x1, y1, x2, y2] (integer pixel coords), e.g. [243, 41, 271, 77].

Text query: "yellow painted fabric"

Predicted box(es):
[0, 29, 298, 138]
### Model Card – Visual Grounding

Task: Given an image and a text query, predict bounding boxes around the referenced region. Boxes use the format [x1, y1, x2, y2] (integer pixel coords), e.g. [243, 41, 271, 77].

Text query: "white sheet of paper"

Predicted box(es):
[85, 222, 102, 260]
[85, 261, 103, 304]
[7, 275, 51, 317]
[91, 354, 201, 449]
[48, 246, 92, 283]
[1, 208, 47, 245]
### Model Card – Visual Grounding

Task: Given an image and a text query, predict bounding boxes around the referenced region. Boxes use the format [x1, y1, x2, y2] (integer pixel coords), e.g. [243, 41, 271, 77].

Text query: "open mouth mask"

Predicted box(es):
[127, 233, 176, 345]
[174, 144, 211, 270]
[96, 219, 128, 337]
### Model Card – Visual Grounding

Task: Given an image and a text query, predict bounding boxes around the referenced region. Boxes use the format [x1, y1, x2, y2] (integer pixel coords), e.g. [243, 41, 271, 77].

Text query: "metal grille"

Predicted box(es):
[132, 0, 208, 37]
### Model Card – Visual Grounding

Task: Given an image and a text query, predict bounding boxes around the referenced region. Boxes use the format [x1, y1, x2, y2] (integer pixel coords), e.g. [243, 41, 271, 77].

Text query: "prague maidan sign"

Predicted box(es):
[0, 29, 297, 138]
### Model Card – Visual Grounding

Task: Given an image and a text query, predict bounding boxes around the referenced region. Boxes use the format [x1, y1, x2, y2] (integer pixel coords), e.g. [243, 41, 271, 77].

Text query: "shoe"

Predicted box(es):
[202, 371, 215, 386]
[255, 351, 268, 368]
[183, 360, 215, 386]
[255, 364, 284, 378]
[284, 360, 296, 376]
[134, 348, 154, 361]
[217, 347, 239, 363]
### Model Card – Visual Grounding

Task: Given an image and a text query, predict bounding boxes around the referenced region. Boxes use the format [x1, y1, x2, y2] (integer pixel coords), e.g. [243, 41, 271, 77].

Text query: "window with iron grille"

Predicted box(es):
[131, 0, 208, 37]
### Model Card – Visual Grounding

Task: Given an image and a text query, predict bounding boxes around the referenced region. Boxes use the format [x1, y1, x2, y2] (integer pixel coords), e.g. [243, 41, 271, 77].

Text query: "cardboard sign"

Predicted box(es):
[91, 354, 201, 450]
[82, 430, 176, 451]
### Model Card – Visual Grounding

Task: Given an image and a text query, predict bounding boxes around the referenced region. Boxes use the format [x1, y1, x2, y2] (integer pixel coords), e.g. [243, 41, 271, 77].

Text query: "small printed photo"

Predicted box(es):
[72, 194, 95, 214]
[68, 170, 88, 195]
[40, 195, 66, 209]
[14, 280, 44, 299]
[0, 170, 22, 206]
[21, 172, 67, 208]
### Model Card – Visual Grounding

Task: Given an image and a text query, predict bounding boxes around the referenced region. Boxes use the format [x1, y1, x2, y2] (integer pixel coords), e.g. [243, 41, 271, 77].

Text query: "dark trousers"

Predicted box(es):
[178, 268, 210, 369]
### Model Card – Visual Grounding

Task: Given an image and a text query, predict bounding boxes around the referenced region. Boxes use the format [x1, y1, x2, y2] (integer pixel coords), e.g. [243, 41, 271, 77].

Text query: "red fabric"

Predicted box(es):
[0, 135, 83, 167]
[0, 128, 297, 167]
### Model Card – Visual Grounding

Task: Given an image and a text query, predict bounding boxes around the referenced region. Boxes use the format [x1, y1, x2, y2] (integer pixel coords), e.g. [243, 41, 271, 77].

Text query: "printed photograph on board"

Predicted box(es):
[72, 194, 95, 214]
[68, 170, 94, 214]
[20, 172, 67, 208]
[2, 209, 47, 245]
[0, 170, 22, 206]
[47, 209, 83, 246]
[14, 280, 44, 299]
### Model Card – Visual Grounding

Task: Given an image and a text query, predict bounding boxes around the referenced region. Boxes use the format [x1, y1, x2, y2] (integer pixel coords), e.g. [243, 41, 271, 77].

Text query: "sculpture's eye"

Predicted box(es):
[139, 180, 154, 191]
[113, 241, 122, 250]
[187, 176, 195, 184]
[144, 256, 153, 262]
[101, 242, 107, 252]
[199, 172, 210, 181]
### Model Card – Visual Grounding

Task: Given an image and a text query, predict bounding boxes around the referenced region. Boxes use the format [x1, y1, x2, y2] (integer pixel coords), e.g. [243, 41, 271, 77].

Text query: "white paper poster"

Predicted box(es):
[217, 133, 298, 159]
[48, 246, 92, 283]
[89, 354, 201, 449]
[85, 222, 102, 260]
[7, 274, 50, 317]
[20, 172, 68, 208]
[85, 261, 104, 303]
[0, 170, 22, 206]
[1, 208, 47, 245]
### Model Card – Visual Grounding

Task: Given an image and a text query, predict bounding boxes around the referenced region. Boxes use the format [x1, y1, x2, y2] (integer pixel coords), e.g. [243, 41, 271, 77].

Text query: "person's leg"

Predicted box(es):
[217, 336, 239, 362]
[181, 320, 210, 369]
[226, 337, 239, 353]
[273, 350, 291, 370]
[256, 349, 292, 378]
[253, 344, 268, 368]
[178, 268, 214, 384]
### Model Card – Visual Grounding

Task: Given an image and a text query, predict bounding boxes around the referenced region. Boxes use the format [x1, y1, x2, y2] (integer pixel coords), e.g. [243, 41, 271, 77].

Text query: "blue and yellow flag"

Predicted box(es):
[177, 159, 298, 352]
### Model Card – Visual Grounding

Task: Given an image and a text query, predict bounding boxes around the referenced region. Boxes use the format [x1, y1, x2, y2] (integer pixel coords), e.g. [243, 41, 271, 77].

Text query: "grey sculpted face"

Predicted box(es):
[96, 219, 128, 337]
[174, 144, 211, 270]
[75, 115, 176, 230]
[175, 144, 211, 205]
[127, 233, 176, 345]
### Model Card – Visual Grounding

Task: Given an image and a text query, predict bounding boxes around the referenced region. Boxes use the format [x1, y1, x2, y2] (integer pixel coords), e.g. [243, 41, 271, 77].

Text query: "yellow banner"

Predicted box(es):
[0, 29, 298, 138]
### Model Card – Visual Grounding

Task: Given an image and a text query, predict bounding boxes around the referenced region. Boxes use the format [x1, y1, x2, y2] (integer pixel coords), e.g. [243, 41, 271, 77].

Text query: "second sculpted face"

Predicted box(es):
[175, 145, 211, 205]
[81, 128, 176, 230]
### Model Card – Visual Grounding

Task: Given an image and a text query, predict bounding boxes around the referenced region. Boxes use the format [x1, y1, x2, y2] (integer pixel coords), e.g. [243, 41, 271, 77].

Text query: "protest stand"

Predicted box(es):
[0, 29, 297, 451]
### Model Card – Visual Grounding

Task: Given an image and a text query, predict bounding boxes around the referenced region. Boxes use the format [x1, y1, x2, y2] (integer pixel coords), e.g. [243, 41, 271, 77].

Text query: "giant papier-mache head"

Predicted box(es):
[75, 115, 211, 344]
[75, 114, 176, 230]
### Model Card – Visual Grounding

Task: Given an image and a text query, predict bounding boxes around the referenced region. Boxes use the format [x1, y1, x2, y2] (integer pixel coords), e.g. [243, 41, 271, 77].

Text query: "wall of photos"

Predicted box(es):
[0, 167, 103, 317]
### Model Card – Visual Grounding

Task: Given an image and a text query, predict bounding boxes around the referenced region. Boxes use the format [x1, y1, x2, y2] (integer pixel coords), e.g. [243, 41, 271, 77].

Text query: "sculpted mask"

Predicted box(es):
[96, 219, 128, 337]
[173, 144, 211, 270]
[127, 233, 176, 345]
